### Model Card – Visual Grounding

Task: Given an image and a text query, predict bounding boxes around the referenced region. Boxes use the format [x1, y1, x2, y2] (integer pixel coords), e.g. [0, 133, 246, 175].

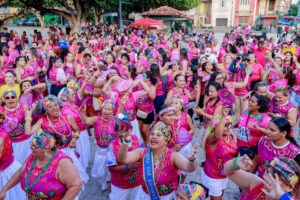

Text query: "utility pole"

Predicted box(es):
[119, 0, 123, 32]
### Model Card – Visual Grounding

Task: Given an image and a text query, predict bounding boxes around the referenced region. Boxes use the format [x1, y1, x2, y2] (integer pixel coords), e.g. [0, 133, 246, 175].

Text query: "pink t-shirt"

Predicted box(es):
[253, 48, 268, 66]
[251, 63, 263, 81]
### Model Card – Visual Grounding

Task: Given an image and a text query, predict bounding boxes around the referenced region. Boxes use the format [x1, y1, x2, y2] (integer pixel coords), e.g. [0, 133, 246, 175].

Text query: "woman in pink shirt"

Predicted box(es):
[248, 53, 263, 90]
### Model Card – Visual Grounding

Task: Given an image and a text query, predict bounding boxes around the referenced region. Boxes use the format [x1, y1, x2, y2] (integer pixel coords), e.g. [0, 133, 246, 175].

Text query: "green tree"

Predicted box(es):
[288, 4, 298, 16]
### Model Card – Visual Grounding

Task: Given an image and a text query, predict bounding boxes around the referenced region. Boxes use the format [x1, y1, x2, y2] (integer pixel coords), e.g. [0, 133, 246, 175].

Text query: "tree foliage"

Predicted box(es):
[288, 4, 298, 16]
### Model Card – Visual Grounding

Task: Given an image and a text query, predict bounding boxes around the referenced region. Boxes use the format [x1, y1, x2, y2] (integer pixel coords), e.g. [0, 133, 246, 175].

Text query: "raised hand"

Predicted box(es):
[261, 173, 285, 199]
[187, 143, 199, 161]
[236, 155, 253, 171]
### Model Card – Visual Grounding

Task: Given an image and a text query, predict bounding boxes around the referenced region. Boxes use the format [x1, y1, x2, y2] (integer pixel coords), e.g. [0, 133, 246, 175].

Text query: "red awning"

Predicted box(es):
[283, 16, 300, 20]
[130, 18, 164, 27]
[263, 15, 278, 19]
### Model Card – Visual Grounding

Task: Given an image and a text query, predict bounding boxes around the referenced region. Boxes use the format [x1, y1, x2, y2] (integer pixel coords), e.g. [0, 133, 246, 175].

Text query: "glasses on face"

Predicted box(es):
[5, 96, 16, 100]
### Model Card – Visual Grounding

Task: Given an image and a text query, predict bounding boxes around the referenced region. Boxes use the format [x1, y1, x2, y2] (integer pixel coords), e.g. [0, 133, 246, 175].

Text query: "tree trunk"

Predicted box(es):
[36, 14, 46, 28]
[70, 17, 82, 34]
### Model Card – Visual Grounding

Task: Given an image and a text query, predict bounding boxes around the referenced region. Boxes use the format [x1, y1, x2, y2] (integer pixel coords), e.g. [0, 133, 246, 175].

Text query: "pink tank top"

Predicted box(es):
[204, 135, 237, 179]
[257, 136, 300, 178]
[269, 99, 296, 119]
[114, 93, 137, 121]
[167, 72, 174, 92]
[94, 116, 117, 149]
[0, 105, 28, 143]
[61, 103, 87, 131]
[137, 89, 155, 114]
[204, 99, 223, 129]
[48, 67, 63, 85]
[292, 69, 300, 94]
[22, 66, 36, 79]
[21, 150, 71, 199]
[234, 68, 251, 97]
[156, 79, 164, 96]
[111, 135, 141, 189]
[63, 63, 76, 79]
[41, 115, 72, 149]
[237, 110, 271, 147]
[140, 148, 179, 196]
[0, 130, 14, 170]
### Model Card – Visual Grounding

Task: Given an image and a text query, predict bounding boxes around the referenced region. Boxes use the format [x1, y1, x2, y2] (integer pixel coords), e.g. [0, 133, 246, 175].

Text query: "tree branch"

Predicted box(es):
[0, 8, 27, 28]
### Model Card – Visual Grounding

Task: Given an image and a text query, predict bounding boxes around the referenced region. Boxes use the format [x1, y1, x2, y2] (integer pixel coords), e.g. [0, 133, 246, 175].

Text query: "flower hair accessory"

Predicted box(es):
[172, 96, 184, 105]
[57, 87, 71, 101]
[42, 95, 58, 110]
[32, 129, 56, 149]
[270, 158, 299, 188]
[159, 106, 176, 116]
[152, 121, 172, 144]
[3, 90, 17, 99]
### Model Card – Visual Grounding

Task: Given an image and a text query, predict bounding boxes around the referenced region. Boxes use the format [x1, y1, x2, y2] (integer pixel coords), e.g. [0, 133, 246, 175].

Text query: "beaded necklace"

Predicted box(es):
[25, 150, 57, 193]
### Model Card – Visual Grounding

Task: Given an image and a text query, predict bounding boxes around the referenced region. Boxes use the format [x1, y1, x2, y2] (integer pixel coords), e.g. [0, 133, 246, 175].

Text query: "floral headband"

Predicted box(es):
[102, 99, 115, 108]
[32, 129, 56, 149]
[67, 79, 79, 90]
[152, 121, 173, 144]
[172, 96, 184, 105]
[3, 90, 17, 99]
[270, 158, 299, 188]
[208, 115, 232, 137]
[159, 106, 176, 116]
[42, 95, 58, 110]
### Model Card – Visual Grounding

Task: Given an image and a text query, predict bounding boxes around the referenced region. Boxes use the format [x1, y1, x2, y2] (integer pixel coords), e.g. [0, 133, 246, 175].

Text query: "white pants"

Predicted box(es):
[12, 136, 32, 164]
[109, 185, 141, 200]
[137, 189, 175, 200]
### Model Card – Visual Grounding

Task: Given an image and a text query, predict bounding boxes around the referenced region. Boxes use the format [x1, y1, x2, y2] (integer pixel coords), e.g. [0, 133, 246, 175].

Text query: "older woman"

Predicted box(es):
[117, 121, 199, 200]
[0, 129, 26, 200]
[58, 87, 90, 171]
[268, 87, 297, 136]
[81, 99, 117, 190]
[0, 130, 82, 200]
[225, 156, 300, 200]
[24, 95, 89, 189]
[0, 90, 31, 164]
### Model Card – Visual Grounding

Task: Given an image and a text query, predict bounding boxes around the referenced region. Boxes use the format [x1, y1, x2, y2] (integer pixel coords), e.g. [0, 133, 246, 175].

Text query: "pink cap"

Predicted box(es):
[116, 79, 132, 93]
[8, 41, 15, 47]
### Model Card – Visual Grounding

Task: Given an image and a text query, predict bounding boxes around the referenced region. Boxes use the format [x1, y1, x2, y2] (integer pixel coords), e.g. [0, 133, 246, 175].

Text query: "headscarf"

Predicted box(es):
[158, 106, 176, 116]
[179, 182, 208, 200]
[270, 158, 299, 189]
[102, 99, 115, 108]
[3, 90, 17, 99]
[152, 121, 173, 144]
[32, 129, 56, 149]
[34, 95, 62, 114]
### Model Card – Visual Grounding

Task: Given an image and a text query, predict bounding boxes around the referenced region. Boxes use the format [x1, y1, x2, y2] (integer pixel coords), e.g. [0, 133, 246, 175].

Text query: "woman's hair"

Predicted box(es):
[51, 131, 64, 149]
[270, 157, 300, 195]
[205, 71, 224, 94]
[254, 82, 268, 93]
[34, 95, 63, 115]
[275, 87, 289, 97]
[127, 64, 137, 80]
[284, 51, 294, 67]
[253, 94, 269, 113]
[106, 52, 115, 63]
[14, 56, 25, 68]
[46, 56, 60, 77]
[121, 53, 130, 63]
[180, 48, 189, 60]
[188, 64, 198, 88]
[174, 73, 185, 82]
[160, 52, 169, 67]
[206, 82, 222, 107]
[225, 44, 238, 54]
[150, 64, 161, 80]
[144, 70, 158, 85]
[201, 61, 217, 72]
[31, 48, 39, 60]
[6, 70, 16, 77]
[271, 117, 299, 147]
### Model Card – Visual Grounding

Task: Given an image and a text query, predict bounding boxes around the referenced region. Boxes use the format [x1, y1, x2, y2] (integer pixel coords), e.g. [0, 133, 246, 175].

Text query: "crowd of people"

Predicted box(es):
[0, 23, 299, 200]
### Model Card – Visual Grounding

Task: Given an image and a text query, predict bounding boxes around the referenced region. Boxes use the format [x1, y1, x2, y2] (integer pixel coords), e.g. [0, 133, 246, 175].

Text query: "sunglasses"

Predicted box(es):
[5, 96, 16, 100]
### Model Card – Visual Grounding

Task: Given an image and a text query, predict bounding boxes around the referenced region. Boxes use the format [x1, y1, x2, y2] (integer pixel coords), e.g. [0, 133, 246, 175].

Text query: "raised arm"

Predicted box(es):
[81, 106, 97, 126]
[173, 143, 199, 172]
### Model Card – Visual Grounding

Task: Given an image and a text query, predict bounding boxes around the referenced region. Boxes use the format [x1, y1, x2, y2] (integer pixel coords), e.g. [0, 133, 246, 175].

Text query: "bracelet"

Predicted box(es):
[123, 138, 132, 146]
[125, 164, 129, 173]
[232, 157, 240, 170]
[25, 117, 33, 122]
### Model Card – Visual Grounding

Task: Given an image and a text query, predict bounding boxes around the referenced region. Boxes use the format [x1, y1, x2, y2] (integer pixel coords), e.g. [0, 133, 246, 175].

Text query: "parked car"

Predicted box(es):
[16, 18, 26, 26]
[24, 18, 40, 26]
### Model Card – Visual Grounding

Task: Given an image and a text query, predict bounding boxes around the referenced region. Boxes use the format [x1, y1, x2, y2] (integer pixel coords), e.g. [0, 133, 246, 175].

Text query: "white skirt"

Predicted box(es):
[137, 189, 175, 200]
[61, 147, 89, 186]
[0, 160, 26, 200]
[91, 147, 110, 182]
[76, 129, 91, 170]
[178, 142, 193, 176]
[131, 118, 143, 145]
[12, 136, 33, 164]
[109, 185, 141, 200]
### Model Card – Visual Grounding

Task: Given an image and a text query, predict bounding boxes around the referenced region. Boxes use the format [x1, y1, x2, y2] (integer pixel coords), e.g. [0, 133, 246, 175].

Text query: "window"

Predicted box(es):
[238, 18, 249, 24]
[221, 0, 225, 7]
[268, 0, 275, 11]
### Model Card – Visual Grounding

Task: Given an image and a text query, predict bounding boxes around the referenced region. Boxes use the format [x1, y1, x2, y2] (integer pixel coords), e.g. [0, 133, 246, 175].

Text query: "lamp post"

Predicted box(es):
[119, 0, 131, 33]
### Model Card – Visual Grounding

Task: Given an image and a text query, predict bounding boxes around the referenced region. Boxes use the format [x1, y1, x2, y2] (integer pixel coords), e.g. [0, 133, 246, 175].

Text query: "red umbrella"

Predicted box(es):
[130, 18, 163, 27]
[283, 16, 300, 20]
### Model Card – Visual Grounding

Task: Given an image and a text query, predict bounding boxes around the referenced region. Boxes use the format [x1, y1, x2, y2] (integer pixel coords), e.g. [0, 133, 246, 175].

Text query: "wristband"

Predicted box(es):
[233, 157, 240, 170]
[123, 138, 132, 146]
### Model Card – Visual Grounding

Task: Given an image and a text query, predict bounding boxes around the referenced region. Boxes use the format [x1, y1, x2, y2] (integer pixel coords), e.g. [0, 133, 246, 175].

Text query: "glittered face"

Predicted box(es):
[67, 80, 79, 90]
